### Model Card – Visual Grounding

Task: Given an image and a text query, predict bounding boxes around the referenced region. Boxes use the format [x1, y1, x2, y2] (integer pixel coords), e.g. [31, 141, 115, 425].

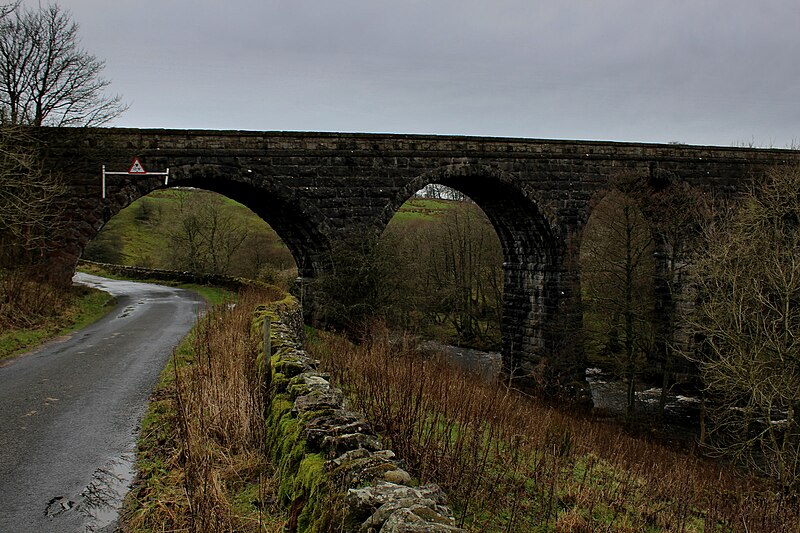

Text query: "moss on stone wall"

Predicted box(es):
[254, 296, 463, 532]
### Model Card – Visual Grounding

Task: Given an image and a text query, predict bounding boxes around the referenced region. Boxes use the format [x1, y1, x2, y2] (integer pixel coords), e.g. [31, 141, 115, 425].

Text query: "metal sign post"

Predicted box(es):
[101, 158, 169, 199]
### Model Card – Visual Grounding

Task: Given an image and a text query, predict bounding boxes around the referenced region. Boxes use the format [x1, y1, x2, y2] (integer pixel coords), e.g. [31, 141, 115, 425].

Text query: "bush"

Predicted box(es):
[689, 166, 800, 492]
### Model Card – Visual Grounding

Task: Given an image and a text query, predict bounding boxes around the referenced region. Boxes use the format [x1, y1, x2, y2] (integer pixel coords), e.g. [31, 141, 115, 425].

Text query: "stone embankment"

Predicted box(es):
[255, 296, 464, 532]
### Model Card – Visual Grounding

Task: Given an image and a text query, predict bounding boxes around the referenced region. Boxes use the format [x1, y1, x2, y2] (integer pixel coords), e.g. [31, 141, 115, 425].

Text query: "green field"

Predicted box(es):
[86, 189, 460, 272]
[390, 197, 459, 222]
[86, 189, 290, 270]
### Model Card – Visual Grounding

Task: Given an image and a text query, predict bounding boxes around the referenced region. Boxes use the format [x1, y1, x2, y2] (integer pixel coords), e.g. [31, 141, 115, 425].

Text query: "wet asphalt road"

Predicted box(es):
[0, 273, 204, 533]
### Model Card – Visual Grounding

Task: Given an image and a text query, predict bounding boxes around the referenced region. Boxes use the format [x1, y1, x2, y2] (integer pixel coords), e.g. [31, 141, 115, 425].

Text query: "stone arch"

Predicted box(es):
[83, 165, 331, 280]
[381, 165, 558, 270]
[576, 167, 694, 266]
[166, 165, 331, 278]
[579, 168, 708, 281]
[382, 163, 556, 232]
[380, 164, 571, 382]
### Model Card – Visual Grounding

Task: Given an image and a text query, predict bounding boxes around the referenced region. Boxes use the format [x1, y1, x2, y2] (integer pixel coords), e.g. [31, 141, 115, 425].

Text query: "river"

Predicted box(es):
[420, 341, 702, 436]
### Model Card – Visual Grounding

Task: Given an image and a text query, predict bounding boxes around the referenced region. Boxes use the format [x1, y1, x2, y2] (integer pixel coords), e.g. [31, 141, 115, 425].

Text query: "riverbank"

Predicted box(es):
[309, 328, 798, 531]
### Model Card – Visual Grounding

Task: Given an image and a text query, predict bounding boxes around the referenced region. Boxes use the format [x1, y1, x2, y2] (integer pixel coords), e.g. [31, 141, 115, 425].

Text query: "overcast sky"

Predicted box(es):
[44, 1, 800, 147]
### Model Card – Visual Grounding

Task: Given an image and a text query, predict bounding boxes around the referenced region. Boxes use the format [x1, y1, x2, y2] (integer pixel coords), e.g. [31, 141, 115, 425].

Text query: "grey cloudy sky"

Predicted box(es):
[49, 1, 800, 146]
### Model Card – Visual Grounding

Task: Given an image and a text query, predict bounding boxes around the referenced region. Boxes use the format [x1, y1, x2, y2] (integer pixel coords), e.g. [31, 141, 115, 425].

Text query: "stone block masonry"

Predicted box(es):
[36, 127, 800, 391]
[254, 295, 465, 532]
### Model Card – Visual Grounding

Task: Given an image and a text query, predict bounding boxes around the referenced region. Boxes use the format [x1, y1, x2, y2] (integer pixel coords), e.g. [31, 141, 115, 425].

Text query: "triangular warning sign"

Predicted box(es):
[128, 158, 147, 174]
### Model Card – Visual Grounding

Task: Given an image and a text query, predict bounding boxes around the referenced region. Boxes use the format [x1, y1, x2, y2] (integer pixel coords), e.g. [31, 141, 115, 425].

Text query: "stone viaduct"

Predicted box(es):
[33, 127, 800, 384]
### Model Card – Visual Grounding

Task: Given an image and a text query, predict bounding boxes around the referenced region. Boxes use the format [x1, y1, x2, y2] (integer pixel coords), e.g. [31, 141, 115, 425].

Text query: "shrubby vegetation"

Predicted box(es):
[580, 167, 799, 491]
[0, 0, 126, 354]
[123, 287, 287, 532]
[308, 327, 800, 531]
[0, 129, 112, 354]
[0, 125, 73, 343]
[0, 126, 64, 267]
[688, 166, 800, 492]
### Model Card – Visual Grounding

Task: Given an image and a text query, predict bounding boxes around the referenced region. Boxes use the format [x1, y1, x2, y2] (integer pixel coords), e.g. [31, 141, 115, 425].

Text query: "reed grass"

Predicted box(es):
[123, 287, 287, 532]
[0, 267, 69, 330]
[308, 326, 799, 532]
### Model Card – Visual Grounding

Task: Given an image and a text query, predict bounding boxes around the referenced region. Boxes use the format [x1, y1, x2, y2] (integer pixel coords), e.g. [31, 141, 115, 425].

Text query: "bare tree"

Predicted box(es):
[314, 199, 503, 346]
[424, 203, 503, 347]
[688, 166, 800, 491]
[0, 124, 67, 329]
[418, 183, 471, 202]
[312, 228, 402, 334]
[640, 180, 710, 415]
[0, 2, 17, 19]
[0, 125, 64, 265]
[168, 190, 249, 276]
[0, 3, 126, 127]
[581, 189, 656, 423]
[375, 199, 503, 347]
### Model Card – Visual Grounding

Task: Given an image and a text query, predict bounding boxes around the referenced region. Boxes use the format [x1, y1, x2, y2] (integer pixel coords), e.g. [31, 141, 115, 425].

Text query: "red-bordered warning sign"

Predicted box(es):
[128, 158, 147, 174]
[101, 158, 170, 199]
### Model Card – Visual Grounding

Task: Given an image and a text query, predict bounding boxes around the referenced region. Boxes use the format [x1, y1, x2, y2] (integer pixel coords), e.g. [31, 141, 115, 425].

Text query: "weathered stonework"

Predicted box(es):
[36, 127, 800, 384]
[255, 296, 464, 532]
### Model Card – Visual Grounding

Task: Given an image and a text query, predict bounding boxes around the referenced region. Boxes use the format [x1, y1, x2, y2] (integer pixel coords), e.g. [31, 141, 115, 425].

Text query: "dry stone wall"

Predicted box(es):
[77, 259, 266, 291]
[255, 296, 464, 532]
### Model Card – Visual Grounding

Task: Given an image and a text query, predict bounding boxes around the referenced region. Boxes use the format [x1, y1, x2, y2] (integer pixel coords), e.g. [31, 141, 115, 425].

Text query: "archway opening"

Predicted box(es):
[81, 187, 298, 290]
[367, 167, 567, 384]
[376, 184, 504, 350]
[579, 189, 656, 419]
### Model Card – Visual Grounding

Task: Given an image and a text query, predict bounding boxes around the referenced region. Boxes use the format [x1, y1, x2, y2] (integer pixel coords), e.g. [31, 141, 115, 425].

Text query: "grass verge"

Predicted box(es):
[121, 287, 288, 532]
[0, 284, 116, 361]
[176, 282, 236, 305]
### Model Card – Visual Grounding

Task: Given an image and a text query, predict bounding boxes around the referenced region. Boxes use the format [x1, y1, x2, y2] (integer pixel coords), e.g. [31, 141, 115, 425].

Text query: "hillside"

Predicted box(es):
[85, 188, 295, 280]
[85, 189, 459, 275]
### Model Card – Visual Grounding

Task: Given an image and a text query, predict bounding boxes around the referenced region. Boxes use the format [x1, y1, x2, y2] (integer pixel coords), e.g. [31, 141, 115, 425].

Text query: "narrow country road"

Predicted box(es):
[0, 273, 204, 533]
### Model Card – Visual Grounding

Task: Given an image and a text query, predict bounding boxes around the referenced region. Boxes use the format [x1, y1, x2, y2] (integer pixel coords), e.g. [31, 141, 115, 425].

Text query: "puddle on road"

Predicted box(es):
[77, 452, 136, 532]
[45, 495, 75, 517]
[117, 305, 136, 319]
[46, 452, 137, 531]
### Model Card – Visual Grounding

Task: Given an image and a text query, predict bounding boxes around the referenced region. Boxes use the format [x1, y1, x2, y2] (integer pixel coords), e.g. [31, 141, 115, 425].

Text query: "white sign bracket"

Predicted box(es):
[101, 158, 169, 199]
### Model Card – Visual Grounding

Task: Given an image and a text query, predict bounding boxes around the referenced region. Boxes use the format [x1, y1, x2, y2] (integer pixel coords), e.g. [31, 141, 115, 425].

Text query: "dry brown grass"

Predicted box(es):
[175, 288, 287, 532]
[123, 287, 287, 532]
[0, 267, 69, 329]
[308, 326, 800, 532]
